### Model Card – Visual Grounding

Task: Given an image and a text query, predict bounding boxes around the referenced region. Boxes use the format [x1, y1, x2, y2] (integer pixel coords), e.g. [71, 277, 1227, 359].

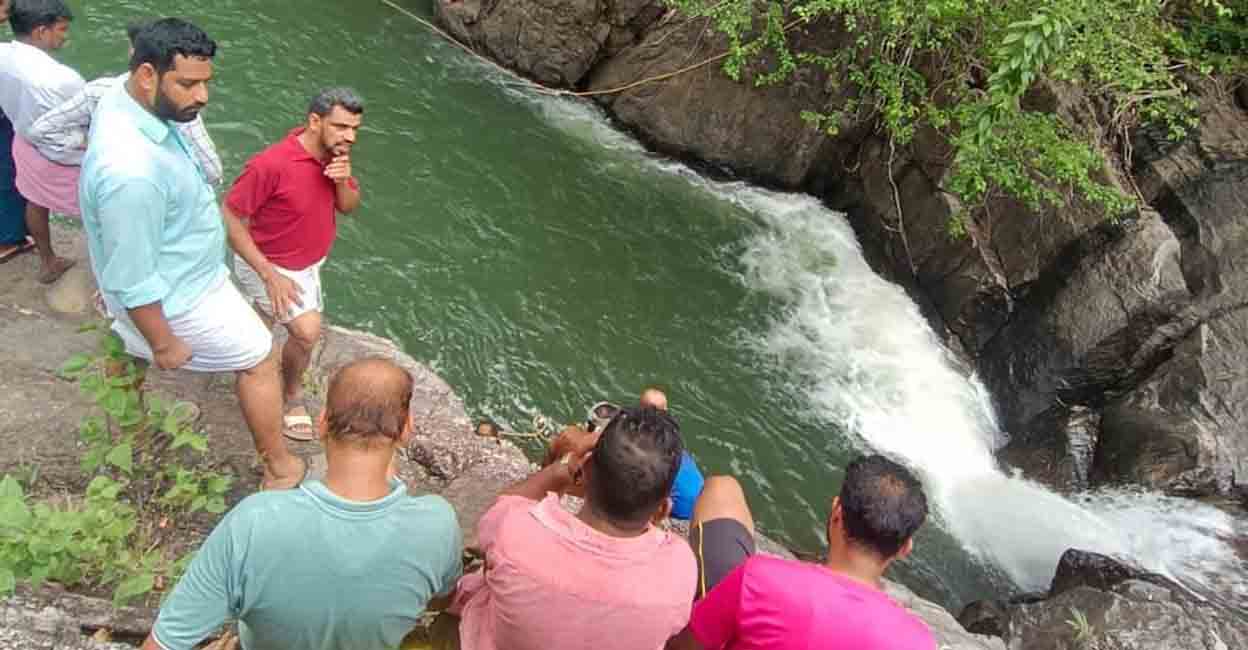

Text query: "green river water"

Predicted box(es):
[49, 0, 1248, 613]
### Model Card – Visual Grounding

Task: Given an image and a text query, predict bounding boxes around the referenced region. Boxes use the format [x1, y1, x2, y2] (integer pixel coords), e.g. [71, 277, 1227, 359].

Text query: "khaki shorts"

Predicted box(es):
[233, 254, 325, 324]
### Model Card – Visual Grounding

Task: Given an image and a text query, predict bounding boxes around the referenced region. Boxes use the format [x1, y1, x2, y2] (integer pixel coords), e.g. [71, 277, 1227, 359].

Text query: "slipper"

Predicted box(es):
[261, 455, 308, 491]
[0, 236, 34, 264]
[283, 404, 317, 442]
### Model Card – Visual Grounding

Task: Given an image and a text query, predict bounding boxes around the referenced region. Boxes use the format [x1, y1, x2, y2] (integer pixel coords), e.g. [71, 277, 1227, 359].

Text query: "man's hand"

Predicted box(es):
[153, 336, 192, 370]
[543, 424, 600, 467]
[263, 272, 303, 321]
[543, 425, 599, 497]
[324, 155, 352, 183]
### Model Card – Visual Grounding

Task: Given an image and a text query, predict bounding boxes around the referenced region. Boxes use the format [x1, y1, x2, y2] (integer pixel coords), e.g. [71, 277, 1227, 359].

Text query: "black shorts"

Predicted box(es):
[689, 518, 755, 599]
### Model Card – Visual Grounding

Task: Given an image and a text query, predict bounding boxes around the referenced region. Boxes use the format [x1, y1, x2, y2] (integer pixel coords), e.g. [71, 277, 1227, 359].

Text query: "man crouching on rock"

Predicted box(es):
[79, 18, 302, 489]
[141, 357, 462, 650]
[444, 406, 697, 650]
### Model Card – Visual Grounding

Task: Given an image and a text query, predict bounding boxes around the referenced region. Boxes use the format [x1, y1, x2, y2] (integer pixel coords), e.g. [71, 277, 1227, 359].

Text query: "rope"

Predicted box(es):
[378, 0, 802, 98]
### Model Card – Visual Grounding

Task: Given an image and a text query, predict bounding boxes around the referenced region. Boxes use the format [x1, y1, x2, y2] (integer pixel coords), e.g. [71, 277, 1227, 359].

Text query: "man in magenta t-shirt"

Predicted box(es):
[223, 87, 363, 440]
[447, 407, 697, 650]
[669, 454, 937, 650]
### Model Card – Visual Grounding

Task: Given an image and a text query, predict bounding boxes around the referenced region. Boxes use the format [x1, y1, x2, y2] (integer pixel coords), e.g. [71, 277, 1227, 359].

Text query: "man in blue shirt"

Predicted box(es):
[140, 357, 464, 650]
[78, 18, 302, 489]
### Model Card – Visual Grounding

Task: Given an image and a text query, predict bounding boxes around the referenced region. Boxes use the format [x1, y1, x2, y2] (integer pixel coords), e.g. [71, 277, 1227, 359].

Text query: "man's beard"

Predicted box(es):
[324, 136, 349, 157]
[153, 88, 201, 124]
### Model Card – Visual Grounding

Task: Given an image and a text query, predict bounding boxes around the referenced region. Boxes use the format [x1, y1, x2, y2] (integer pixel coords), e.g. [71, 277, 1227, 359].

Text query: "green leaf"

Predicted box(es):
[59, 354, 91, 377]
[112, 572, 154, 606]
[105, 443, 133, 475]
[204, 497, 227, 514]
[191, 496, 208, 512]
[101, 334, 125, 359]
[0, 475, 24, 500]
[104, 388, 128, 418]
[0, 568, 15, 595]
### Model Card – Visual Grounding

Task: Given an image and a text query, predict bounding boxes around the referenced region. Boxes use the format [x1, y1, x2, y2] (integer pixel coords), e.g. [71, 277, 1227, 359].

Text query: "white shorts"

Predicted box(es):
[233, 255, 325, 324]
[105, 275, 273, 373]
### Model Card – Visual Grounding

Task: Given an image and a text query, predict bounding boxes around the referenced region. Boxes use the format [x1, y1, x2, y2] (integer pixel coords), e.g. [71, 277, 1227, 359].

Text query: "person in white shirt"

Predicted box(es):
[0, 0, 82, 283]
[27, 21, 223, 186]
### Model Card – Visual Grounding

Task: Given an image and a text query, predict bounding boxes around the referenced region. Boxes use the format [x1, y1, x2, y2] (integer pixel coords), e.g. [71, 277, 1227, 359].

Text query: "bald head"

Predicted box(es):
[639, 387, 668, 411]
[325, 357, 414, 443]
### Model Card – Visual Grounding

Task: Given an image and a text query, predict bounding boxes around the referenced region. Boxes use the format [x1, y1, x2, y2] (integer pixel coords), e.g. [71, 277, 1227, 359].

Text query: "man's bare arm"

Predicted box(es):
[221, 204, 302, 319]
[128, 303, 191, 370]
[222, 204, 273, 280]
[500, 461, 579, 501]
[334, 177, 360, 213]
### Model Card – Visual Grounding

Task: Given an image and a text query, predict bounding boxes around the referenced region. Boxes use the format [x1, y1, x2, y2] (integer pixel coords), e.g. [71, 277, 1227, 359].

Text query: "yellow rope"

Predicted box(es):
[378, 0, 802, 98]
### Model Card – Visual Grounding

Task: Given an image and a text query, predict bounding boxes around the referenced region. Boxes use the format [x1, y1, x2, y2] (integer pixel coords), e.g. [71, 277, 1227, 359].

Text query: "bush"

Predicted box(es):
[664, 0, 1245, 231]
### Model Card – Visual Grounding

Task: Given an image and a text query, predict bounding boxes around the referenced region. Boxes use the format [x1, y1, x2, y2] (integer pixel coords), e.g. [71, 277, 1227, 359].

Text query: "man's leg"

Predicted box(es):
[237, 341, 304, 489]
[280, 309, 321, 437]
[25, 202, 73, 284]
[689, 476, 757, 598]
[692, 476, 755, 534]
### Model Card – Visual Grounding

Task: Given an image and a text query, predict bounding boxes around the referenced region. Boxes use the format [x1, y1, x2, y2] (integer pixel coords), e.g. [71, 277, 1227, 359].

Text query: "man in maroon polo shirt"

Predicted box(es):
[223, 87, 363, 440]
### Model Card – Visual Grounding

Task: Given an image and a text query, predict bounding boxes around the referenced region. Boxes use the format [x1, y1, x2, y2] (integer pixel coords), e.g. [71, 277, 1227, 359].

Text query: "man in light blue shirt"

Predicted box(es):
[78, 18, 303, 489]
[141, 358, 464, 650]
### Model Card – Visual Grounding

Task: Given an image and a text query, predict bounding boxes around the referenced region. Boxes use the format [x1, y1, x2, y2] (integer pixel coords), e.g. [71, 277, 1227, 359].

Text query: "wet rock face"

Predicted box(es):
[432, 0, 665, 88]
[1005, 581, 1248, 650]
[960, 550, 1248, 650]
[1048, 549, 1175, 596]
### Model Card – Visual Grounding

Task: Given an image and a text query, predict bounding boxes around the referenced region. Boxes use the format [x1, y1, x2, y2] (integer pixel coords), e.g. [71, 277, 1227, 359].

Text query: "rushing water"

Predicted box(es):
[55, 0, 1246, 610]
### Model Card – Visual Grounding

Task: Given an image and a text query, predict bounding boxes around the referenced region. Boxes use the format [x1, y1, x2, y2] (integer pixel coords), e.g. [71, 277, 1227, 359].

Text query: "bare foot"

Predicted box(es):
[260, 455, 307, 491]
[38, 256, 75, 285]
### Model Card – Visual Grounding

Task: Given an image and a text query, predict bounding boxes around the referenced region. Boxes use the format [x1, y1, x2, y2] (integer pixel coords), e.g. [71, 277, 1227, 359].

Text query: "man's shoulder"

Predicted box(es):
[399, 493, 459, 525]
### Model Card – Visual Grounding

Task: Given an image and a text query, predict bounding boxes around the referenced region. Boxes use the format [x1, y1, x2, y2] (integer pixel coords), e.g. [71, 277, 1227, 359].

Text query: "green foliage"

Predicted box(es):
[0, 330, 234, 606]
[1066, 605, 1098, 648]
[663, 0, 1246, 231]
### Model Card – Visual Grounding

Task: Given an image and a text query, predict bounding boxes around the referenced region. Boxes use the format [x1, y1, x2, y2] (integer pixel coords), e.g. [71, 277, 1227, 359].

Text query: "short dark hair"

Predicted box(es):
[325, 357, 414, 444]
[10, 0, 72, 36]
[587, 407, 684, 525]
[129, 17, 216, 74]
[838, 455, 929, 558]
[125, 20, 150, 45]
[308, 87, 365, 118]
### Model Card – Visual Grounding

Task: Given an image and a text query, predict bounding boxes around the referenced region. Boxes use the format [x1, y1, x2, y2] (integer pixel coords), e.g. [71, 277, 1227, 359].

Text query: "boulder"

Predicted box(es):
[1048, 549, 1176, 597]
[979, 211, 1191, 488]
[958, 599, 1009, 638]
[1095, 310, 1248, 495]
[432, 0, 664, 88]
[44, 264, 97, 317]
[587, 18, 851, 188]
[1004, 582, 1248, 650]
[973, 550, 1248, 649]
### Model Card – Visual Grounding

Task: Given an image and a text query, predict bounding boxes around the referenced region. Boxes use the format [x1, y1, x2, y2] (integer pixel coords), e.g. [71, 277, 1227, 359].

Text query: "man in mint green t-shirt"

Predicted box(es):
[141, 358, 463, 650]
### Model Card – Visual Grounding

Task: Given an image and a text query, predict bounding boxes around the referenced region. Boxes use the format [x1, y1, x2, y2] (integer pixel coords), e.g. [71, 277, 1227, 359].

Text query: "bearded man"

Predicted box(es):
[223, 87, 363, 441]
[79, 18, 304, 490]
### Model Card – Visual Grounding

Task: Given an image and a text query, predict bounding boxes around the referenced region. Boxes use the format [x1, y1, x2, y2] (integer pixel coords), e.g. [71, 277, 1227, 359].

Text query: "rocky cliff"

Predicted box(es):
[432, 0, 1248, 503]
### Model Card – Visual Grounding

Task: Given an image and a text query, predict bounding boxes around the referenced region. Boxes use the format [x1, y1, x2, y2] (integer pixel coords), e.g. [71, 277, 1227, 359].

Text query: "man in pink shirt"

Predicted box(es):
[449, 406, 697, 650]
[669, 454, 937, 650]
